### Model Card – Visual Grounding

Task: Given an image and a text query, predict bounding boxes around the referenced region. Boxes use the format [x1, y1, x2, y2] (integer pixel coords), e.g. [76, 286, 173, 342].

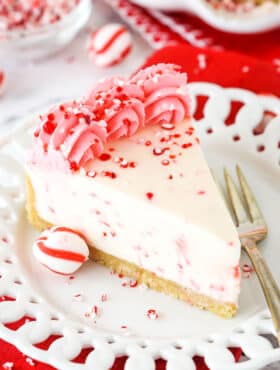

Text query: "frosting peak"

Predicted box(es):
[131, 64, 191, 126]
[86, 77, 145, 140]
[38, 101, 107, 170]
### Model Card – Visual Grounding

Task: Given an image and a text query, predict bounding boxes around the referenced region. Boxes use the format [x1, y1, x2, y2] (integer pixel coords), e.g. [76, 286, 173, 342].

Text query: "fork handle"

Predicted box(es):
[243, 239, 280, 344]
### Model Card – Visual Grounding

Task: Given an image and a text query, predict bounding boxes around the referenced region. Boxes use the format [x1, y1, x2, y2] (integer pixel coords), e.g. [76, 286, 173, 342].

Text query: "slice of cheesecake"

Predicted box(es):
[26, 64, 241, 318]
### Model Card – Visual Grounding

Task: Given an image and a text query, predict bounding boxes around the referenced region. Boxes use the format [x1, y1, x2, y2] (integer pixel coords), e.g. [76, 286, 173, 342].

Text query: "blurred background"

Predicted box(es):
[1, 0, 280, 136]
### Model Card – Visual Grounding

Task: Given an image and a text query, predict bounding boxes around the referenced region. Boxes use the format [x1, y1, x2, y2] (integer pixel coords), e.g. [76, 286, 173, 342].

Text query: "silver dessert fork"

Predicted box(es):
[221, 165, 280, 344]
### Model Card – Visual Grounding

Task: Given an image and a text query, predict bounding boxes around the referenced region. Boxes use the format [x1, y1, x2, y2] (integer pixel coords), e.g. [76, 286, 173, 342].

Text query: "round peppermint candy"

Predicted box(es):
[33, 226, 89, 275]
[87, 23, 132, 67]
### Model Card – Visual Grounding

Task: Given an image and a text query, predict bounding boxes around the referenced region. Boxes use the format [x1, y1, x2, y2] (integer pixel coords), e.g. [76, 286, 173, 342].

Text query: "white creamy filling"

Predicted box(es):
[28, 167, 241, 303]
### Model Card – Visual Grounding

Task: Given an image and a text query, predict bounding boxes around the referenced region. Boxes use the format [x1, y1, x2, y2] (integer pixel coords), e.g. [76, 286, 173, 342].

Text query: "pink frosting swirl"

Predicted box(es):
[86, 77, 145, 140]
[131, 64, 191, 126]
[37, 101, 107, 170]
[33, 64, 191, 173]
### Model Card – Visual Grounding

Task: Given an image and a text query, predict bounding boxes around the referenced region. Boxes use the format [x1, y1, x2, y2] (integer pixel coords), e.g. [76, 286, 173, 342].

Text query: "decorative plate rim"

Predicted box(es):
[129, 0, 280, 33]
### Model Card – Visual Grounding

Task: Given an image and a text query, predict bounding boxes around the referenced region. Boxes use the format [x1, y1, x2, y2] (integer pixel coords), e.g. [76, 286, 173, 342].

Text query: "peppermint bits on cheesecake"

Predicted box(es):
[33, 226, 89, 275]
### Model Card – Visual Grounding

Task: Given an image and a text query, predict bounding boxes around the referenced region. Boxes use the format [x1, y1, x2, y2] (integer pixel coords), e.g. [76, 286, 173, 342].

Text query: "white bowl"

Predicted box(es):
[131, 0, 280, 34]
[0, 0, 92, 61]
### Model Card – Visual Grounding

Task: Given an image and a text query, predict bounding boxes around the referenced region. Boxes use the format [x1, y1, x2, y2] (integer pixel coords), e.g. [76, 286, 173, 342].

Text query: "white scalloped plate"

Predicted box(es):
[0, 83, 280, 370]
[131, 0, 280, 34]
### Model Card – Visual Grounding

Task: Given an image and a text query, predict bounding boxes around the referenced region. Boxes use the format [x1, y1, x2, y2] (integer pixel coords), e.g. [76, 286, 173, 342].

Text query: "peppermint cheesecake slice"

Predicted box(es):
[26, 64, 241, 318]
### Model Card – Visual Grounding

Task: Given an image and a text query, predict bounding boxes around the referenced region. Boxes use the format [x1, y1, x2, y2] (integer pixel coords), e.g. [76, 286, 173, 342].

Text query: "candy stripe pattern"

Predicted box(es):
[33, 226, 89, 275]
[88, 23, 132, 67]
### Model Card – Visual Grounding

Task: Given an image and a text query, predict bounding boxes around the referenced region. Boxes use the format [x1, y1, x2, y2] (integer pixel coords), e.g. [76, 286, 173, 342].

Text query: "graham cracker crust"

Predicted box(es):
[26, 176, 237, 318]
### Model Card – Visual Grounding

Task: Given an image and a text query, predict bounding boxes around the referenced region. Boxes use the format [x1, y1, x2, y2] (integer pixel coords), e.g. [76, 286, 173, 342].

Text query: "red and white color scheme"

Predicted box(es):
[0, 0, 80, 34]
[33, 226, 89, 275]
[105, 0, 280, 64]
[27, 64, 241, 316]
[0, 69, 4, 95]
[87, 23, 132, 67]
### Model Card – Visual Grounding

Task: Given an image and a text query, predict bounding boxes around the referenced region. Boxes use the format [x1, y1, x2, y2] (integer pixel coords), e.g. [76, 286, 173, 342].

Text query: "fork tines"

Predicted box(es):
[223, 165, 267, 231]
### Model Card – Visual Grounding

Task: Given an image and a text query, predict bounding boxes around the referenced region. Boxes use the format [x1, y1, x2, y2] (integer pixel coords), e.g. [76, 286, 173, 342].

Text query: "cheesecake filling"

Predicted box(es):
[28, 165, 240, 304]
[27, 116, 241, 305]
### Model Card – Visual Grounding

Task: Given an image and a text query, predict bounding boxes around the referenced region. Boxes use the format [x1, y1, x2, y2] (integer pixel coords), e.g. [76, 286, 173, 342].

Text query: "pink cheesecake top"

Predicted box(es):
[31, 64, 191, 173]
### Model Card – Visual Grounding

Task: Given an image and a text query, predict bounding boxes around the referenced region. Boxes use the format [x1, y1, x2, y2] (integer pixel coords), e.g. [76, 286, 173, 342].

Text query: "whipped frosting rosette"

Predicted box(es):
[131, 64, 191, 126]
[37, 101, 107, 170]
[32, 64, 191, 173]
[86, 77, 145, 140]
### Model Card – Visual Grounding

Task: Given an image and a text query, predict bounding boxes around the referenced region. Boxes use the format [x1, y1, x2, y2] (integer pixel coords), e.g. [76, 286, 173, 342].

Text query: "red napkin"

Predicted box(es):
[3, 40, 280, 370]
[143, 44, 280, 97]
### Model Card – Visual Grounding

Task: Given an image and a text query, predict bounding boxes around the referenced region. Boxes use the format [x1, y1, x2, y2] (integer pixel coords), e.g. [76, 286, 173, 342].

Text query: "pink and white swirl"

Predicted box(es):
[38, 102, 107, 170]
[131, 64, 191, 126]
[33, 64, 192, 173]
[86, 77, 145, 140]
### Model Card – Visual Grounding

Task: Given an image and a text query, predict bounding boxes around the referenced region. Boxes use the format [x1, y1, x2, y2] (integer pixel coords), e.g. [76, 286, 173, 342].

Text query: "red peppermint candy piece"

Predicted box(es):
[87, 23, 132, 67]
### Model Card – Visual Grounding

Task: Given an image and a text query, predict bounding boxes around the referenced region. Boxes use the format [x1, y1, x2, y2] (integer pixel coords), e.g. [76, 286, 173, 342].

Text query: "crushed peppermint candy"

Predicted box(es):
[146, 309, 159, 320]
[129, 279, 138, 288]
[273, 59, 280, 73]
[121, 279, 129, 287]
[242, 65, 250, 73]
[161, 123, 175, 131]
[2, 363, 14, 370]
[73, 293, 84, 302]
[121, 278, 138, 288]
[101, 293, 108, 302]
[67, 275, 75, 283]
[85, 305, 100, 319]
[25, 357, 35, 366]
[242, 263, 254, 273]
[197, 53, 207, 70]
[0, 69, 4, 95]
[242, 263, 254, 278]
[146, 192, 154, 200]
[0, 0, 80, 34]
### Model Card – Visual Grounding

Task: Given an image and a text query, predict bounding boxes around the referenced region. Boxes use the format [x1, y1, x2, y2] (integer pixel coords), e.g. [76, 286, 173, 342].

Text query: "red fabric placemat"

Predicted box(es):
[151, 10, 280, 63]
[2, 43, 280, 369]
[143, 44, 280, 97]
